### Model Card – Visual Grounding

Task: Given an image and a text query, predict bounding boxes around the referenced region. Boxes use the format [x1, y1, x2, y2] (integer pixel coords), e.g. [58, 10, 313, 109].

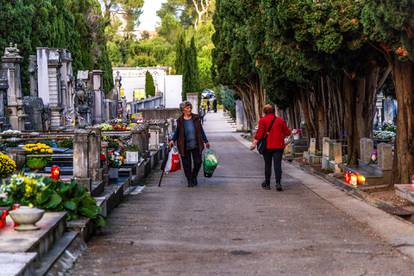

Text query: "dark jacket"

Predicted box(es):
[173, 114, 208, 156]
[255, 114, 291, 149]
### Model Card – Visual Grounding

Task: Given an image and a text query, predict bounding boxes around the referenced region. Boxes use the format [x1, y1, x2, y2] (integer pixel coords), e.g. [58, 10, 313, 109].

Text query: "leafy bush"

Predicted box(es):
[0, 174, 104, 226]
[58, 139, 73, 149]
[219, 86, 236, 118]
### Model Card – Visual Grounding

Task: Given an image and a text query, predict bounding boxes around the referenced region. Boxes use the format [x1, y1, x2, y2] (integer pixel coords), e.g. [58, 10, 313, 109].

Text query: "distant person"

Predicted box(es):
[250, 104, 291, 191]
[207, 100, 211, 112]
[170, 101, 210, 187]
[199, 107, 206, 124]
[212, 99, 217, 113]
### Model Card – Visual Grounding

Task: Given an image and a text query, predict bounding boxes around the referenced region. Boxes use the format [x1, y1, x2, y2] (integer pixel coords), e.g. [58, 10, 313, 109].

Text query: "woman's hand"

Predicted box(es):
[168, 141, 175, 149]
[250, 140, 257, 151]
[205, 143, 210, 149]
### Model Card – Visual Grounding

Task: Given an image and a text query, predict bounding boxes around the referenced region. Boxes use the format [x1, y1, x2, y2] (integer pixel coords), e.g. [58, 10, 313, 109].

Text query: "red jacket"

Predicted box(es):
[255, 114, 291, 149]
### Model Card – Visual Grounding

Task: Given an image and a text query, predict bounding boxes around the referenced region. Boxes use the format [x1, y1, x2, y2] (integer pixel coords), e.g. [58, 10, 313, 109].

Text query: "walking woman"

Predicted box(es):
[170, 101, 210, 187]
[250, 104, 291, 191]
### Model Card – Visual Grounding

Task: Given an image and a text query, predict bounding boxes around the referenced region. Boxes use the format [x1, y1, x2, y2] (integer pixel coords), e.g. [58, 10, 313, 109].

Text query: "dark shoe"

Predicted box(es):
[192, 177, 198, 186]
[276, 183, 283, 191]
[261, 181, 271, 190]
[187, 179, 194, 187]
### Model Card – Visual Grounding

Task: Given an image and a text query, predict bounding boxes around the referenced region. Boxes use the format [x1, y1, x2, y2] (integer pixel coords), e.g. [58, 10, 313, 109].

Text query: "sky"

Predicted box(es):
[138, 0, 166, 31]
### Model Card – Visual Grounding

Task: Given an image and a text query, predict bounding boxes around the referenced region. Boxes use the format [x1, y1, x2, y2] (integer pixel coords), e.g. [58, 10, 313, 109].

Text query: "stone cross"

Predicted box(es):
[377, 143, 393, 171]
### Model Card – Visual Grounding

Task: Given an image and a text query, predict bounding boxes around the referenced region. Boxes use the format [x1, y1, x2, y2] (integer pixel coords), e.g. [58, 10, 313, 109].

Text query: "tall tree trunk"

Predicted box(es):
[391, 57, 414, 184]
[343, 67, 380, 166]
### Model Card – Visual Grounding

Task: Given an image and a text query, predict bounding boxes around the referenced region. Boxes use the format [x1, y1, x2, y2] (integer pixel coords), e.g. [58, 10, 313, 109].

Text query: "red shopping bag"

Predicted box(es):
[165, 146, 181, 173]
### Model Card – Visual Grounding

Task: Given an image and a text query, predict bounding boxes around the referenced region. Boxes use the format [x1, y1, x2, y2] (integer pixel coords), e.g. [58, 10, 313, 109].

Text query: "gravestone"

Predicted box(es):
[149, 126, 160, 151]
[377, 143, 393, 171]
[0, 70, 8, 130]
[322, 137, 330, 157]
[321, 137, 330, 169]
[22, 96, 44, 131]
[28, 55, 37, 97]
[309, 138, 316, 155]
[360, 138, 374, 164]
[332, 142, 343, 164]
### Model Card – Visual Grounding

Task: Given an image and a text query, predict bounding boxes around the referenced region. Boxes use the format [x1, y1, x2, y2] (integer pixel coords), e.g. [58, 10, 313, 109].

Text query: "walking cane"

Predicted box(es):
[158, 146, 170, 187]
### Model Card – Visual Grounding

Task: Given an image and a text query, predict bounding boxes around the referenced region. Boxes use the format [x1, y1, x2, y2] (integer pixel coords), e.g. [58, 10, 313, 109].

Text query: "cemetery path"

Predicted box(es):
[69, 111, 414, 275]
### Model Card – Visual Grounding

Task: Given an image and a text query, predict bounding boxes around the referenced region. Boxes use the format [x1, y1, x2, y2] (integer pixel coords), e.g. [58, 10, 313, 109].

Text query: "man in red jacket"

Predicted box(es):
[250, 104, 291, 191]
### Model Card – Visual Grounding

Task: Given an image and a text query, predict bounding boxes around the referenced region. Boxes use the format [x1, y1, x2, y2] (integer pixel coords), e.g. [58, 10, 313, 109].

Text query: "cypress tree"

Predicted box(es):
[182, 36, 200, 100]
[145, 71, 156, 97]
[175, 33, 186, 74]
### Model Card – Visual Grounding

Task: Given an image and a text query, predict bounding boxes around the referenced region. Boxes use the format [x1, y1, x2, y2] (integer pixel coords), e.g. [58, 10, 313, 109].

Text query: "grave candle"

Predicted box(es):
[350, 174, 358, 187]
[357, 175, 366, 185]
[412, 175, 414, 185]
[51, 165, 61, 180]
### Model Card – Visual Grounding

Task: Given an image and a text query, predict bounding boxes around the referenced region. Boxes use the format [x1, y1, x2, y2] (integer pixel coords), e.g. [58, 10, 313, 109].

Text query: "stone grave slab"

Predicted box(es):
[0, 252, 37, 276]
[395, 185, 414, 204]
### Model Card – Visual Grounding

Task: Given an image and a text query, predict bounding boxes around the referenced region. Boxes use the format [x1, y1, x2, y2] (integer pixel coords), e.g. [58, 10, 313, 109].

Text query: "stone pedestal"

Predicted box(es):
[186, 93, 199, 114]
[378, 143, 393, 171]
[91, 70, 103, 124]
[88, 128, 102, 182]
[73, 129, 91, 191]
[1, 44, 26, 130]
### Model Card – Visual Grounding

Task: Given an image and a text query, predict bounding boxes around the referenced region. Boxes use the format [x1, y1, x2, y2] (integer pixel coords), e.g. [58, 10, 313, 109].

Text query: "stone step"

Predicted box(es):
[1, 212, 66, 275]
[34, 231, 84, 276]
[0, 253, 37, 276]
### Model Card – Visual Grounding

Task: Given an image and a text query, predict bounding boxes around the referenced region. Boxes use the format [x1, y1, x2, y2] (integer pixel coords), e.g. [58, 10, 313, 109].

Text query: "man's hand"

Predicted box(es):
[205, 143, 210, 149]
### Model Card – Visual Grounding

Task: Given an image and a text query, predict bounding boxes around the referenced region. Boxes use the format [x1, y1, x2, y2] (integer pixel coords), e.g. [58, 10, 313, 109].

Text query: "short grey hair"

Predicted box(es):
[179, 101, 192, 111]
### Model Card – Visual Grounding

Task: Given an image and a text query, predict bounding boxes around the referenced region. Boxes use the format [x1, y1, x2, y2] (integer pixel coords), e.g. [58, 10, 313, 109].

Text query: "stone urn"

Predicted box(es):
[9, 206, 45, 231]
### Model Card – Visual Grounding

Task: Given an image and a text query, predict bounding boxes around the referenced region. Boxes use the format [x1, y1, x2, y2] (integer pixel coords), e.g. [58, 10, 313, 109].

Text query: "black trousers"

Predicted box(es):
[181, 148, 202, 182]
[263, 149, 284, 185]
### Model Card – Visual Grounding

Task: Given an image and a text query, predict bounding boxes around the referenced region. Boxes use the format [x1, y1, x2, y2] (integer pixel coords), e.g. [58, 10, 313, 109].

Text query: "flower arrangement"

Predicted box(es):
[0, 174, 104, 225]
[23, 143, 53, 154]
[108, 150, 124, 168]
[373, 130, 396, 140]
[23, 143, 53, 171]
[99, 123, 113, 131]
[0, 152, 16, 178]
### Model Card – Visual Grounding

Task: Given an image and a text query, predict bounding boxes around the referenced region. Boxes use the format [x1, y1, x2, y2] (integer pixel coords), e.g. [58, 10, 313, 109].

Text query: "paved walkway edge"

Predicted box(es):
[233, 133, 414, 260]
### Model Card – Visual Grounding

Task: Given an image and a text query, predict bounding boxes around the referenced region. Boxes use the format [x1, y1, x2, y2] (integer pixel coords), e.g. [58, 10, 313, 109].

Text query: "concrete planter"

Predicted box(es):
[9, 206, 45, 231]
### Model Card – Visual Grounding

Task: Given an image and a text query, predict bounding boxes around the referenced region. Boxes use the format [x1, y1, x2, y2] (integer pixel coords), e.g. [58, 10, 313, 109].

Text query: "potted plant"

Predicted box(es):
[23, 143, 53, 171]
[0, 174, 104, 226]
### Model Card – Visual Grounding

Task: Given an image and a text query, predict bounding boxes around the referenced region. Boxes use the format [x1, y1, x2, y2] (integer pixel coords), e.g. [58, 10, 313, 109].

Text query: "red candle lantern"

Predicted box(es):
[51, 165, 61, 180]
[344, 171, 351, 184]
[0, 210, 7, 229]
